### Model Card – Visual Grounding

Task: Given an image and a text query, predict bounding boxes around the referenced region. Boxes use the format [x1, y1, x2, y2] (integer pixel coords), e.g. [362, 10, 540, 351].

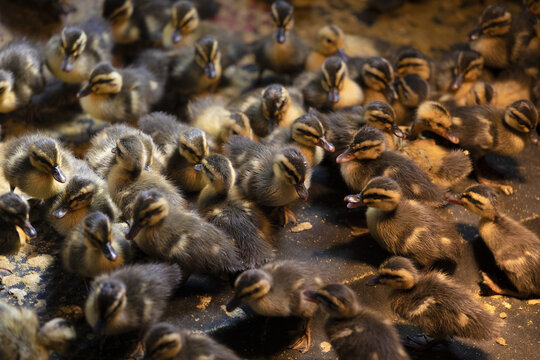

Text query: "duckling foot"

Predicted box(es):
[350, 226, 370, 237]
[405, 334, 446, 350]
[282, 207, 298, 226]
[477, 177, 514, 195]
[289, 320, 311, 353]
[480, 272, 522, 298]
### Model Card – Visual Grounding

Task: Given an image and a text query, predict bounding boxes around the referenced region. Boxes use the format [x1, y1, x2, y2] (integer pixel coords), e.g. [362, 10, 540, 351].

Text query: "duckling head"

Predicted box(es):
[271, 0, 294, 44]
[127, 189, 169, 240]
[291, 110, 335, 151]
[395, 48, 431, 81]
[345, 176, 401, 211]
[321, 56, 348, 105]
[411, 101, 459, 143]
[221, 112, 253, 141]
[450, 50, 484, 90]
[37, 318, 76, 355]
[314, 25, 346, 59]
[503, 99, 538, 133]
[0, 192, 36, 237]
[29, 137, 68, 183]
[467, 4, 512, 41]
[112, 135, 147, 175]
[144, 323, 183, 360]
[195, 154, 235, 194]
[447, 184, 499, 220]
[303, 284, 360, 319]
[394, 73, 429, 108]
[178, 127, 208, 164]
[226, 269, 272, 311]
[364, 100, 404, 138]
[103, 0, 133, 25]
[361, 57, 397, 102]
[261, 84, 291, 130]
[336, 126, 387, 163]
[77, 62, 123, 98]
[0, 70, 16, 113]
[170, 1, 200, 44]
[59, 27, 87, 72]
[82, 212, 118, 261]
[524, 0, 540, 16]
[366, 256, 419, 290]
[465, 81, 495, 105]
[88, 278, 127, 334]
[273, 147, 310, 200]
[194, 35, 221, 80]
[51, 176, 97, 219]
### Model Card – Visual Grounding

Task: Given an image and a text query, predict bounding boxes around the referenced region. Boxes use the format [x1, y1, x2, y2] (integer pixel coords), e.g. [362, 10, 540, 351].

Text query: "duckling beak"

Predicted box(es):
[317, 137, 335, 152]
[336, 48, 348, 61]
[51, 166, 67, 183]
[102, 242, 118, 261]
[302, 289, 319, 303]
[467, 26, 481, 41]
[22, 219, 37, 238]
[295, 183, 309, 201]
[328, 87, 340, 104]
[391, 124, 405, 138]
[77, 84, 93, 98]
[344, 194, 364, 208]
[445, 192, 463, 206]
[385, 84, 398, 103]
[52, 205, 70, 219]
[276, 27, 287, 43]
[450, 73, 463, 90]
[204, 62, 217, 79]
[172, 28, 183, 44]
[438, 129, 460, 144]
[336, 149, 355, 163]
[193, 164, 202, 172]
[126, 222, 141, 240]
[61, 55, 75, 72]
[225, 297, 242, 312]
[366, 276, 381, 286]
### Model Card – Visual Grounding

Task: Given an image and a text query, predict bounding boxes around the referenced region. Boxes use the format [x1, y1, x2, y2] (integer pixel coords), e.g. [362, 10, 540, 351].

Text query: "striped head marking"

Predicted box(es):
[194, 35, 221, 79]
[360, 176, 401, 211]
[376, 256, 418, 290]
[361, 57, 394, 91]
[145, 323, 183, 360]
[57, 176, 97, 214]
[344, 126, 387, 161]
[465, 81, 494, 105]
[274, 147, 308, 186]
[0, 192, 33, 236]
[314, 25, 345, 56]
[262, 84, 290, 125]
[307, 284, 360, 318]
[223, 112, 252, 140]
[94, 279, 127, 327]
[503, 99, 538, 133]
[394, 73, 429, 107]
[291, 112, 329, 148]
[171, 0, 200, 42]
[103, 0, 133, 24]
[83, 62, 122, 95]
[271, 0, 294, 29]
[468, 4, 512, 40]
[234, 269, 272, 301]
[132, 189, 169, 227]
[459, 184, 498, 219]
[114, 135, 146, 173]
[395, 48, 431, 80]
[364, 100, 398, 133]
[82, 212, 115, 260]
[450, 50, 484, 90]
[29, 137, 62, 174]
[178, 127, 208, 164]
[414, 101, 455, 141]
[198, 154, 235, 193]
[60, 27, 87, 58]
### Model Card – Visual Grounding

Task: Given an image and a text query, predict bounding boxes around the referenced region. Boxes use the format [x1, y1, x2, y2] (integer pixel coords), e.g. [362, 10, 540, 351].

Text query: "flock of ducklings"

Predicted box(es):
[0, 0, 539, 359]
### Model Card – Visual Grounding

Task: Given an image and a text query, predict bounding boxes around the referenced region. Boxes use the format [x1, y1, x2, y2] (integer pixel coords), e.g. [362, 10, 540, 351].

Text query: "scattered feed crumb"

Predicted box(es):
[320, 341, 332, 353]
[196, 296, 212, 310]
[484, 303, 496, 314]
[502, 301, 511, 309]
[1, 275, 22, 286]
[26, 254, 54, 268]
[59, 305, 84, 320]
[9, 288, 27, 305]
[290, 222, 312, 233]
[527, 299, 540, 305]
[22, 272, 41, 291]
[499, 312, 507, 319]
[496, 337, 507, 346]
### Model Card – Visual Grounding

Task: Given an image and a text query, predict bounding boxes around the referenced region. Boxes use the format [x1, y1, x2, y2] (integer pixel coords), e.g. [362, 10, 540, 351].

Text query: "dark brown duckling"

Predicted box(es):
[0, 192, 36, 256]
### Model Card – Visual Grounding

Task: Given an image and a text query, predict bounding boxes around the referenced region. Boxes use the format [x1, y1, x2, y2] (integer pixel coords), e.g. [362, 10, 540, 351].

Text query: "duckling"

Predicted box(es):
[265, 109, 335, 168]
[305, 25, 347, 72]
[363, 100, 405, 148]
[47, 159, 118, 236]
[226, 260, 323, 353]
[144, 323, 240, 360]
[463, 81, 495, 106]
[126, 189, 244, 281]
[0, 192, 36, 255]
[107, 135, 187, 219]
[303, 284, 410, 360]
[447, 184, 540, 297]
[0, 39, 44, 115]
[168, 35, 222, 96]
[367, 256, 501, 348]
[394, 48, 432, 83]
[392, 73, 430, 126]
[85, 263, 182, 336]
[447, 50, 486, 99]
[138, 112, 209, 192]
[350, 56, 397, 105]
[0, 301, 76, 360]
[225, 136, 311, 224]
[337, 127, 446, 205]
[196, 154, 274, 269]
[3, 134, 74, 199]
[254, 0, 308, 80]
[345, 177, 462, 270]
[234, 84, 305, 139]
[45, 17, 113, 84]
[62, 212, 132, 278]
[77, 61, 164, 123]
[301, 56, 363, 111]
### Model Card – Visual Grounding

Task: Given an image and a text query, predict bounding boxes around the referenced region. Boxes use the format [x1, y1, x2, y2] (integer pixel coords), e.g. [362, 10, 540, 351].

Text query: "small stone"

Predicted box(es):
[290, 222, 312, 233]
[499, 312, 507, 319]
[320, 341, 332, 353]
[496, 337, 507, 346]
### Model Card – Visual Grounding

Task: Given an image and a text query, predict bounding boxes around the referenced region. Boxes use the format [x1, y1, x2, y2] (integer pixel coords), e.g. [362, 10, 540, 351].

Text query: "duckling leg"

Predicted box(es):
[480, 272, 523, 298]
[289, 318, 311, 353]
[473, 159, 514, 195]
[282, 207, 298, 226]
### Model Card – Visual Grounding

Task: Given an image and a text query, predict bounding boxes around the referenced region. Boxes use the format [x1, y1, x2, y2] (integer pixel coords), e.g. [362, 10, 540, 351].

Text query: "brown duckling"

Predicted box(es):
[363, 100, 405, 148]
[393, 73, 430, 126]
[317, 106, 364, 163]
[144, 322, 240, 360]
[447, 184, 540, 297]
[3, 134, 73, 199]
[394, 48, 432, 83]
[367, 257, 501, 348]
[85, 263, 181, 336]
[62, 212, 132, 278]
[447, 50, 486, 100]
[226, 260, 323, 353]
[0, 192, 37, 255]
[350, 56, 397, 105]
[305, 25, 347, 72]
[303, 284, 410, 360]
[463, 81, 495, 106]
[345, 177, 462, 271]
[196, 154, 274, 269]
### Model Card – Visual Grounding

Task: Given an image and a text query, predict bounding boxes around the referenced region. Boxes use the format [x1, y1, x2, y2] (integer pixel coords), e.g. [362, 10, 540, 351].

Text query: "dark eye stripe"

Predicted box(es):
[296, 129, 318, 138]
[151, 340, 178, 355]
[180, 15, 195, 27]
[482, 19, 509, 31]
[509, 111, 529, 127]
[370, 115, 392, 124]
[462, 194, 483, 206]
[282, 164, 299, 183]
[368, 72, 387, 84]
[379, 273, 400, 279]
[363, 193, 391, 200]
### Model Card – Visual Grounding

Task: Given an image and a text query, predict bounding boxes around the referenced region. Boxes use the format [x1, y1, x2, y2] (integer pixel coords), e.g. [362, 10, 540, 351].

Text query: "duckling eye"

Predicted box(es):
[325, 38, 332, 44]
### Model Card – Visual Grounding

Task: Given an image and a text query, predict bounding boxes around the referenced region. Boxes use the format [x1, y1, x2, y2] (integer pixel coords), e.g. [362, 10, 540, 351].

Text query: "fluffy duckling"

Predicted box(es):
[85, 263, 181, 336]
[394, 48, 432, 82]
[305, 25, 347, 72]
[0, 40, 44, 114]
[226, 260, 323, 353]
[301, 56, 363, 111]
[393, 73, 430, 126]
[107, 135, 186, 219]
[254, 0, 308, 79]
[351, 56, 397, 105]
[196, 154, 274, 269]
[363, 100, 405, 148]
[447, 185, 540, 297]
[77, 61, 164, 123]
[303, 284, 410, 360]
[127, 189, 244, 281]
[62, 212, 132, 278]
[225, 136, 311, 224]
[337, 127, 445, 205]
[144, 323, 240, 360]
[463, 81, 495, 106]
[235, 84, 305, 139]
[448, 50, 485, 94]
[367, 257, 501, 348]
[138, 112, 209, 193]
[0, 301, 76, 360]
[0, 192, 36, 255]
[345, 177, 462, 270]
[45, 17, 113, 84]
[3, 134, 73, 199]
